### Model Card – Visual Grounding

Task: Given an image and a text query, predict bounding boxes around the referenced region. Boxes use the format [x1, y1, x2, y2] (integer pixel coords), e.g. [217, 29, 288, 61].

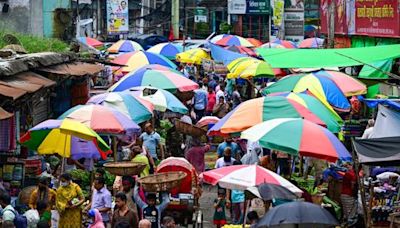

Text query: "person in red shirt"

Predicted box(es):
[185, 139, 210, 173]
[340, 162, 358, 224]
[206, 86, 216, 116]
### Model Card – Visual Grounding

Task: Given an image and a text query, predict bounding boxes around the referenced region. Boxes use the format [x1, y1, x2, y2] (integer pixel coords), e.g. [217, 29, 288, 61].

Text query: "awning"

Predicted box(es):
[37, 62, 104, 76]
[353, 137, 400, 166]
[257, 44, 400, 68]
[0, 107, 13, 120]
[0, 71, 55, 100]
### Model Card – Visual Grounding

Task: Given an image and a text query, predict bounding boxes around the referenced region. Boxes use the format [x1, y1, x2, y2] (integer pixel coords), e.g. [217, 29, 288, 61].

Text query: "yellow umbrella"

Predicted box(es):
[227, 57, 275, 79]
[176, 48, 210, 65]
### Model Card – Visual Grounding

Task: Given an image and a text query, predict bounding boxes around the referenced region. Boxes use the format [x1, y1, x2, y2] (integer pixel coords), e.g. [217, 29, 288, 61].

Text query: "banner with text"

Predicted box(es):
[228, 0, 270, 14]
[106, 0, 129, 34]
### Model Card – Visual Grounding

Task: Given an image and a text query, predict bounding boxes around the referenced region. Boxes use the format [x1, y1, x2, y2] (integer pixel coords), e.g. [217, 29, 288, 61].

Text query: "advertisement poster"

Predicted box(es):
[355, 0, 399, 37]
[228, 0, 270, 14]
[106, 0, 129, 34]
[270, 0, 285, 39]
[319, 0, 347, 34]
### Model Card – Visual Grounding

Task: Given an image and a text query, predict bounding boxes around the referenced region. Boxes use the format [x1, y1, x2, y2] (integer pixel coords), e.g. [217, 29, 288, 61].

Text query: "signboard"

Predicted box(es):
[285, 0, 304, 11]
[284, 11, 304, 42]
[106, 0, 129, 34]
[228, 0, 270, 15]
[355, 0, 399, 37]
[194, 7, 208, 23]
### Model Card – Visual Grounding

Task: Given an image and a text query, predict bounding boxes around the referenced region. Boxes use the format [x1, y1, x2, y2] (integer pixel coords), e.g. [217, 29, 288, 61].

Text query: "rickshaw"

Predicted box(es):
[156, 157, 203, 227]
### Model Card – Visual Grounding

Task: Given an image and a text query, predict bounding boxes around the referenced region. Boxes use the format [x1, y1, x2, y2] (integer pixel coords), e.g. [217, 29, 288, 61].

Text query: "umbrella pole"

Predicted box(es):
[61, 134, 68, 173]
[242, 199, 250, 227]
[113, 136, 118, 162]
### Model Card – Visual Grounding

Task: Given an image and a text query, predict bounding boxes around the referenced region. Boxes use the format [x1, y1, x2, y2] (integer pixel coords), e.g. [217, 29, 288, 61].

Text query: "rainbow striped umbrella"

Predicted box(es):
[108, 40, 143, 53]
[58, 104, 140, 135]
[112, 51, 177, 73]
[109, 64, 198, 93]
[268, 92, 343, 133]
[176, 48, 211, 65]
[225, 45, 258, 57]
[263, 73, 351, 112]
[299, 38, 325, 48]
[77, 37, 103, 48]
[208, 96, 326, 136]
[87, 92, 154, 123]
[147, 42, 183, 60]
[241, 118, 352, 162]
[260, 43, 287, 49]
[246, 38, 263, 47]
[264, 39, 297, 48]
[210, 34, 230, 43]
[20, 119, 111, 159]
[227, 57, 274, 79]
[313, 70, 367, 96]
[215, 35, 254, 47]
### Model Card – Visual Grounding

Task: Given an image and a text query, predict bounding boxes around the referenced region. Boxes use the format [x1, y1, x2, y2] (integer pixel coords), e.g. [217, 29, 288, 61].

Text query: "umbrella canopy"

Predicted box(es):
[147, 42, 183, 60]
[210, 34, 230, 43]
[108, 40, 143, 53]
[264, 39, 297, 48]
[208, 96, 326, 136]
[195, 116, 220, 128]
[20, 119, 111, 160]
[227, 57, 275, 79]
[268, 92, 343, 133]
[245, 183, 300, 201]
[257, 201, 339, 228]
[77, 37, 103, 48]
[87, 92, 154, 123]
[299, 38, 325, 48]
[241, 118, 352, 162]
[214, 35, 254, 47]
[313, 70, 367, 96]
[109, 64, 198, 93]
[225, 45, 258, 57]
[130, 86, 188, 114]
[260, 43, 287, 49]
[246, 38, 263, 47]
[176, 48, 211, 65]
[201, 164, 303, 192]
[58, 104, 140, 135]
[263, 73, 351, 112]
[112, 51, 177, 73]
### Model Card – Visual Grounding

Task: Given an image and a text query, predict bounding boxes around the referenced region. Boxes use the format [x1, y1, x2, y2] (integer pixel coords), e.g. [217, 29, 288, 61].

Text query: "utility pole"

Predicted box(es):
[171, 0, 179, 39]
[327, 0, 335, 48]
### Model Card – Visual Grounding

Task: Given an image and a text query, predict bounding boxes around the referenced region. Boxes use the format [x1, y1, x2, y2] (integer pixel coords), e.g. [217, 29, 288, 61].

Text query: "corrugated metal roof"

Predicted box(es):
[37, 62, 104, 76]
[0, 71, 56, 100]
[0, 107, 13, 120]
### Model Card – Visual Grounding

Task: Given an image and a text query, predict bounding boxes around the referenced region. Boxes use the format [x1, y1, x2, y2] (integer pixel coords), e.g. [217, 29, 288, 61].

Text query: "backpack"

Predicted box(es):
[3, 208, 28, 228]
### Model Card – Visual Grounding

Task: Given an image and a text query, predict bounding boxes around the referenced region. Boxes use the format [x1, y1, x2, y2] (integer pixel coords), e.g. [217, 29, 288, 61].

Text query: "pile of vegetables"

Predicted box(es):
[68, 169, 115, 198]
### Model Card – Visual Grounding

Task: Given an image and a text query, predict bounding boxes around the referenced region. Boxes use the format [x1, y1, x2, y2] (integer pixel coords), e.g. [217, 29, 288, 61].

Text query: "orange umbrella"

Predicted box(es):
[246, 38, 263, 47]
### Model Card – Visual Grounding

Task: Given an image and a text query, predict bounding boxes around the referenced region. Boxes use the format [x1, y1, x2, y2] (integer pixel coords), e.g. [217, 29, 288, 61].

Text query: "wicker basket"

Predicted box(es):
[103, 162, 146, 176]
[138, 171, 187, 192]
[18, 186, 37, 205]
[175, 120, 207, 137]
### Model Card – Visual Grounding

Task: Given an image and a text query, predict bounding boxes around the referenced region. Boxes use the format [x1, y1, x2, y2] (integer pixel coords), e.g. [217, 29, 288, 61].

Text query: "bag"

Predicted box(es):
[4, 208, 28, 228]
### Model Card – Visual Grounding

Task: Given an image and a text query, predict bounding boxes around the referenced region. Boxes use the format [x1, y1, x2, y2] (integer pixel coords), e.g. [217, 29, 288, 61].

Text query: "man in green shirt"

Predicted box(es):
[131, 146, 150, 177]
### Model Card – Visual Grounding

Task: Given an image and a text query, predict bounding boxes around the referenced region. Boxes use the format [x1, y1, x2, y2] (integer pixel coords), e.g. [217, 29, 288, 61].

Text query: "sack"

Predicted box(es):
[4, 208, 28, 228]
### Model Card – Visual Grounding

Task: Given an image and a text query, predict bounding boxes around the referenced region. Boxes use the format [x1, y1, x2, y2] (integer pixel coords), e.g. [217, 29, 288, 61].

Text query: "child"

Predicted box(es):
[213, 189, 230, 228]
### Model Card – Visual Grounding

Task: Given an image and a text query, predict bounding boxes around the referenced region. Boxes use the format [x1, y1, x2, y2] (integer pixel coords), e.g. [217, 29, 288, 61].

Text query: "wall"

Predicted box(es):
[43, 0, 71, 38]
[0, 0, 31, 34]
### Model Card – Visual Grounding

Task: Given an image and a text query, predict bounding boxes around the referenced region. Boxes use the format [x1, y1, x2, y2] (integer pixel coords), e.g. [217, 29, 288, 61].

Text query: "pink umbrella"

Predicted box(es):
[195, 116, 220, 128]
[201, 164, 302, 195]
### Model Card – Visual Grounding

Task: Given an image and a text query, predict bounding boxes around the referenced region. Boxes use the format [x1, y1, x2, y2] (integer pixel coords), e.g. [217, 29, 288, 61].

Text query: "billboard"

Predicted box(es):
[106, 0, 129, 34]
[228, 0, 270, 14]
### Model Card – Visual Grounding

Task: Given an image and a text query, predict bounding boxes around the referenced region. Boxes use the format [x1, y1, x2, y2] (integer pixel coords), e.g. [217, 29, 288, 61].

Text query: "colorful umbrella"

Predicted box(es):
[176, 48, 210, 65]
[260, 43, 287, 49]
[313, 70, 367, 96]
[208, 96, 326, 136]
[195, 116, 220, 128]
[263, 73, 351, 112]
[201, 164, 303, 193]
[112, 51, 177, 73]
[109, 64, 198, 93]
[224, 45, 258, 57]
[130, 86, 188, 114]
[87, 92, 154, 123]
[246, 183, 299, 201]
[20, 119, 111, 159]
[264, 39, 297, 48]
[58, 104, 140, 135]
[227, 57, 274, 79]
[268, 92, 343, 133]
[215, 35, 254, 47]
[108, 40, 143, 53]
[210, 34, 230, 43]
[299, 38, 325, 48]
[246, 38, 263, 47]
[77, 37, 103, 48]
[147, 42, 183, 60]
[241, 118, 352, 162]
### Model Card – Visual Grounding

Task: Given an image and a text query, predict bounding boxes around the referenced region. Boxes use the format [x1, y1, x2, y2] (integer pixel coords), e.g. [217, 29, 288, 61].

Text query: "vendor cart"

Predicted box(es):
[156, 157, 203, 227]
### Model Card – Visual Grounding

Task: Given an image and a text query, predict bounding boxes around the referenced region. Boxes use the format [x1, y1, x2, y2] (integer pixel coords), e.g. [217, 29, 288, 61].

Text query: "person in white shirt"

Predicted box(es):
[0, 193, 15, 223]
[216, 84, 226, 105]
[362, 119, 375, 139]
[215, 147, 236, 168]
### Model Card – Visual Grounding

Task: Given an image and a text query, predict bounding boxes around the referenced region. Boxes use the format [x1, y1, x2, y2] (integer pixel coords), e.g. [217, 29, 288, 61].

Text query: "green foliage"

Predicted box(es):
[69, 169, 91, 187]
[0, 31, 69, 53]
[195, 22, 210, 38]
[104, 170, 115, 187]
[219, 22, 232, 34]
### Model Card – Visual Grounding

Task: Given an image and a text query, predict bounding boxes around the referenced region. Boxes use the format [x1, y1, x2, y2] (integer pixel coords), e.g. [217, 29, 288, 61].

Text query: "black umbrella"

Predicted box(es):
[245, 183, 300, 201]
[256, 201, 339, 228]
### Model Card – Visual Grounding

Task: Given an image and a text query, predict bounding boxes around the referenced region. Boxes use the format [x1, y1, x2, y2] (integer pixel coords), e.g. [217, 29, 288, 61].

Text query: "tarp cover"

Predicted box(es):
[354, 105, 400, 165]
[257, 44, 400, 68]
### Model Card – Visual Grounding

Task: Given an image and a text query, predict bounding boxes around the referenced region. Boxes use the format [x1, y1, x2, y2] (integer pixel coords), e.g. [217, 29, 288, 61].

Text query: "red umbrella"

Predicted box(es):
[225, 45, 258, 57]
[246, 38, 263, 47]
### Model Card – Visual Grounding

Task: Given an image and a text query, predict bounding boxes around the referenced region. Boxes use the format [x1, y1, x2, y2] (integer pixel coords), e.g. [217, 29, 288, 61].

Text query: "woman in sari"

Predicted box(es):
[29, 176, 56, 211]
[56, 173, 85, 228]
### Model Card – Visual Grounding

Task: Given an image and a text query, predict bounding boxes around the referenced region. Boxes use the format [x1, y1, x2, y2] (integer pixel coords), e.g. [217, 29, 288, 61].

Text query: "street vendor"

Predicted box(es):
[133, 185, 170, 228]
[341, 162, 358, 225]
[28, 176, 56, 212]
